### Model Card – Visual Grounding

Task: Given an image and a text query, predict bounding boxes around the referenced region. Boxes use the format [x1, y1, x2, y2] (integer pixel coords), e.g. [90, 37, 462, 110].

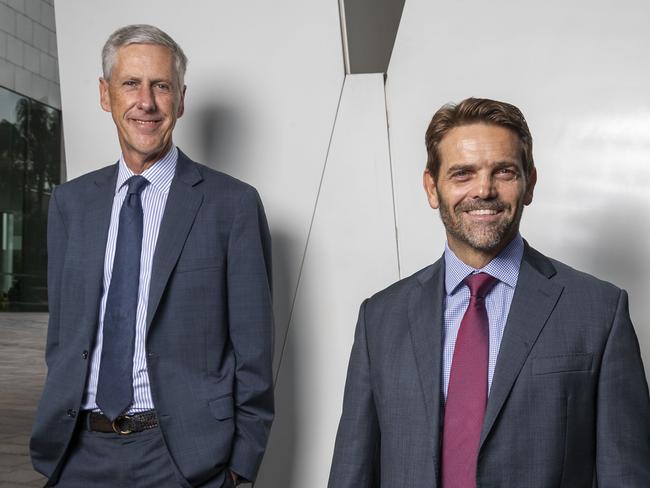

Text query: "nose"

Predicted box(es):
[473, 173, 496, 200]
[136, 85, 156, 112]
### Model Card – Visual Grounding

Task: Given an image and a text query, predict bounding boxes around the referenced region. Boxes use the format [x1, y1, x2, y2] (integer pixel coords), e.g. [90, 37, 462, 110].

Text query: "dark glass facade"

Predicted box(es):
[0, 87, 62, 311]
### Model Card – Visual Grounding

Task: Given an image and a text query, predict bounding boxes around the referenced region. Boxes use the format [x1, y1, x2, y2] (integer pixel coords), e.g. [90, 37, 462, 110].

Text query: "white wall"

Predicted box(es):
[54, 2, 387, 487]
[54, 0, 650, 486]
[386, 0, 650, 383]
[54, 0, 345, 377]
[257, 73, 398, 487]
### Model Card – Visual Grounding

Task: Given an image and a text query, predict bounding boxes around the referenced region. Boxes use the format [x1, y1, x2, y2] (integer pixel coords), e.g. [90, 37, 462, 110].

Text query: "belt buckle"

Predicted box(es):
[112, 415, 133, 435]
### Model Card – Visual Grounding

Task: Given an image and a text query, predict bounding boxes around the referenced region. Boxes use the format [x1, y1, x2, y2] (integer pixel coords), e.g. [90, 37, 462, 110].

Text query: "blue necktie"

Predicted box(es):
[96, 175, 149, 421]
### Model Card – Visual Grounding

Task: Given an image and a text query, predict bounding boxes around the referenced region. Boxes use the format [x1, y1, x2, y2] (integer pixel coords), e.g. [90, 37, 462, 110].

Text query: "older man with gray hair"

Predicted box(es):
[30, 24, 274, 488]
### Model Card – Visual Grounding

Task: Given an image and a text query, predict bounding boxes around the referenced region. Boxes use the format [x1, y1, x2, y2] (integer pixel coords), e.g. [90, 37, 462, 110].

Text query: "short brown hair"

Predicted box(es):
[425, 97, 534, 178]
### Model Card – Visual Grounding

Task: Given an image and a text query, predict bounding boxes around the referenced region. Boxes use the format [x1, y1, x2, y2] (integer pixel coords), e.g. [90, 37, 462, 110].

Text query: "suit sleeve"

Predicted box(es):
[44, 187, 67, 367]
[596, 289, 650, 486]
[328, 299, 380, 488]
[226, 186, 274, 482]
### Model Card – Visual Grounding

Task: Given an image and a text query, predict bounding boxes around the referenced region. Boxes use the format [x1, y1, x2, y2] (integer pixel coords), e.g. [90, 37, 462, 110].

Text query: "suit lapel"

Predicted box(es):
[408, 259, 445, 482]
[81, 165, 118, 340]
[480, 244, 564, 448]
[146, 151, 203, 331]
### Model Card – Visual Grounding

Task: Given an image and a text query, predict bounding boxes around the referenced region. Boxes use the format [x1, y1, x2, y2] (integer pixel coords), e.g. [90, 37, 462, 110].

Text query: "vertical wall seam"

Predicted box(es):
[383, 75, 402, 279]
[271, 76, 347, 387]
[338, 0, 351, 74]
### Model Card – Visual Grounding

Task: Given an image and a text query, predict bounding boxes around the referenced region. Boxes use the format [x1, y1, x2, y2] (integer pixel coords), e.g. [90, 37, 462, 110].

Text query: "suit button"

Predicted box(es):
[67, 409, 77, 418]
[82, 350, 89, 359]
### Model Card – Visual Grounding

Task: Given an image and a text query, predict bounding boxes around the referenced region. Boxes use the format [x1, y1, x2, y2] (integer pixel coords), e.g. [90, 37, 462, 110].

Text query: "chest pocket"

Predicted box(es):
[532, 353, 593, 375]
[175, 255, 224, 273]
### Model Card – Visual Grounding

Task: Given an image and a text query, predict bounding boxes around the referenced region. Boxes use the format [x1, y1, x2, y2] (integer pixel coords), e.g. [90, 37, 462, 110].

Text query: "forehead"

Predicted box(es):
[112, 43, 175, 77]
[438, 123, 522, 166]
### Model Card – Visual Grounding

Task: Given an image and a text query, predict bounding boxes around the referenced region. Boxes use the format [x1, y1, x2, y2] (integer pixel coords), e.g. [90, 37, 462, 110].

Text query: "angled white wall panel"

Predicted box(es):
[386, 0, 650, 379]
[54, 0, 345, 371]
[257, 74, 398, 488]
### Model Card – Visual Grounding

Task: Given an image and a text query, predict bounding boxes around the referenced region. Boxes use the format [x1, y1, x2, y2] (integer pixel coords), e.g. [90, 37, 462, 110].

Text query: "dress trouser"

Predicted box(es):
[50, 425, 232, 488]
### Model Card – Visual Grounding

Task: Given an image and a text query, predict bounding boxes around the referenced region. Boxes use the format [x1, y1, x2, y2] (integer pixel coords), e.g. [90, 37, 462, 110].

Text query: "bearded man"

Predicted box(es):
[328, 97, 650, 488]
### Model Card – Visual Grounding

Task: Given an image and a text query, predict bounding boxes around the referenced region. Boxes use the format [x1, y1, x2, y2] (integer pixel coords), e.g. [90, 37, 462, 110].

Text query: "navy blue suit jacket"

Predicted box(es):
[31, 150, 274, 487]
[329, 243, 650, 487]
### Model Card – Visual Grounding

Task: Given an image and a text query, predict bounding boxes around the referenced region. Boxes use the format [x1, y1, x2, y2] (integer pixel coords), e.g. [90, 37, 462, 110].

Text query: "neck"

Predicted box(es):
[122, 143, 172, 175]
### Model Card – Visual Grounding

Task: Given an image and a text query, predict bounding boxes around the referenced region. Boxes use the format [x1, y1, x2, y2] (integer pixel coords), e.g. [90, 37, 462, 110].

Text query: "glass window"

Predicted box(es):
[0, 87, 62, 311]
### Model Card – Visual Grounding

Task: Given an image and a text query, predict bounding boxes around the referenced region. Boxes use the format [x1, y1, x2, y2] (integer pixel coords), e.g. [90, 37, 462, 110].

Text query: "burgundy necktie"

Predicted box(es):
[441, 272, 498, 488]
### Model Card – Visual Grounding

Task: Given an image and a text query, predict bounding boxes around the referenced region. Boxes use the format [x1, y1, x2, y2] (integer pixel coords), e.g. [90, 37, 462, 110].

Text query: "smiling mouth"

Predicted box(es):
[131, 119, 161, 125]
[467, 209, 500, 216]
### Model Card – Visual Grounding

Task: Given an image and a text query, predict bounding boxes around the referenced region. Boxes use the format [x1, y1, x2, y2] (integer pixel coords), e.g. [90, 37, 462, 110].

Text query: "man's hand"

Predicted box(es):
[230, 470, 239, 486]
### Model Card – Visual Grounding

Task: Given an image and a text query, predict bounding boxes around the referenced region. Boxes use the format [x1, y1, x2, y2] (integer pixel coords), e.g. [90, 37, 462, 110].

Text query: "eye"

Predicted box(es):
[450, 170, 472, 181]
[155, 83, 171, 91]
[495, 167, 519, 180]
[123, 80, 138, 87]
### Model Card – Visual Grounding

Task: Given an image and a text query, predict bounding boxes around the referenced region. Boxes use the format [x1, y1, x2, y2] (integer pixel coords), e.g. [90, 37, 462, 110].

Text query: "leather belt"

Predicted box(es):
[81, 410, 158, 435]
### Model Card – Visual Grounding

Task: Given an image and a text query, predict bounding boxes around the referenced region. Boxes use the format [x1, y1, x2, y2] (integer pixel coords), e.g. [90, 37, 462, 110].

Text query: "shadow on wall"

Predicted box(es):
[583, 197, 646, 299]
[253, 231, 298, 487]
[255, 360, 298, 487]
[192, 105, 299, 486]
[581, 194, 650, 368]
[194, 103, 243, 178]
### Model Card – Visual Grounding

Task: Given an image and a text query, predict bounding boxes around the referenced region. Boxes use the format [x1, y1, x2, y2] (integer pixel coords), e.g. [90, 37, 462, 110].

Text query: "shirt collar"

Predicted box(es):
[444, 233, 524, 295]
[116, 145, 178, 194]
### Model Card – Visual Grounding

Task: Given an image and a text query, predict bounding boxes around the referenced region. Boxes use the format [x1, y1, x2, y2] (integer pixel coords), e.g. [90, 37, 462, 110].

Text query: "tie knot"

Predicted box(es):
[126, 175, 149, 196]
[464, 272, 498, 299]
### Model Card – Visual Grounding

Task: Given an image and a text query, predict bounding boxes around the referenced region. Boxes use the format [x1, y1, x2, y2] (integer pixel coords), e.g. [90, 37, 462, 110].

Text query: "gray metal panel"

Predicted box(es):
[343, 0, 405, 73]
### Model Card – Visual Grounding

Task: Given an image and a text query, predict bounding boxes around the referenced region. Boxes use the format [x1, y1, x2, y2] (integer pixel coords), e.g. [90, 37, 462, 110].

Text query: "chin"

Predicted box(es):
[458, 225, 515, 253]
[134, 142, 165, 156]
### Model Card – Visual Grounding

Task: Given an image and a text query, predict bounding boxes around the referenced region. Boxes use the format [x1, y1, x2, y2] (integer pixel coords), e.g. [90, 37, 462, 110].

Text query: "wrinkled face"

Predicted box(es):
[423, 123, 536, 265]
[99, 43, 185, 170]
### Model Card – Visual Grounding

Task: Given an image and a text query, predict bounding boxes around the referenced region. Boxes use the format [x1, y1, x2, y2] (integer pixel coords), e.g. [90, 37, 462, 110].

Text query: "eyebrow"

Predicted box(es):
[491, 160, 522, 171]
[118, 76, 172, 84]
[445, 163, 477, 174]
[445, 160, 520, 173]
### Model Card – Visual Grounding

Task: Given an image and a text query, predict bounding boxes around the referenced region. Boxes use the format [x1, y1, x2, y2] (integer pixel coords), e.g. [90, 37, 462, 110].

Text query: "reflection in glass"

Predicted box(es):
[0, 87, 62, 311]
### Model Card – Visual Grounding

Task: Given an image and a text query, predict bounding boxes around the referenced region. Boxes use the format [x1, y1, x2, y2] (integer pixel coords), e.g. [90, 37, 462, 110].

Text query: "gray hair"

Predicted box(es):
[102, 24, 188, 86]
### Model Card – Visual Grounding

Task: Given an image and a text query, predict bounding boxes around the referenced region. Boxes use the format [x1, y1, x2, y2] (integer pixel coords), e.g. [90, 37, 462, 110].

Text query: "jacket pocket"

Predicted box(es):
[175, 256, 224, 273]
[532, 353, 593, 375]
[208, 395, 234, 421]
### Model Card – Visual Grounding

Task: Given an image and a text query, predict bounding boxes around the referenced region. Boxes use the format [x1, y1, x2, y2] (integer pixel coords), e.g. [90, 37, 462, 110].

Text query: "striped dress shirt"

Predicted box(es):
[82, 145, 178, 413]
[442, 234, 524, 399]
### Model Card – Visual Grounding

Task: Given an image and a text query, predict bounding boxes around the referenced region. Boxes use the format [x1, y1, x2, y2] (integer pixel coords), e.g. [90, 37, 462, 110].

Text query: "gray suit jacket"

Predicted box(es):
[329, 243, 650, 487]
[30, 150, 274, 487]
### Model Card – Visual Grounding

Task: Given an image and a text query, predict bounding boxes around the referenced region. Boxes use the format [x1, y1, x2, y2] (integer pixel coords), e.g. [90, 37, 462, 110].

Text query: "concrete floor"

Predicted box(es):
[0, 313, 48, 487]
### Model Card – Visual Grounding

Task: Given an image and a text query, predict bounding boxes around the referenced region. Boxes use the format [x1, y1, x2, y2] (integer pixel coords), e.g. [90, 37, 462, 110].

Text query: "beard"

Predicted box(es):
[437, 195, 525, 253]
